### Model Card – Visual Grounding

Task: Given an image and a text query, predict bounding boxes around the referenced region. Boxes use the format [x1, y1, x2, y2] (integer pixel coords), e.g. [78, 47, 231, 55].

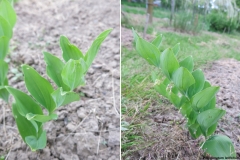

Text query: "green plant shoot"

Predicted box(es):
[132, 28, 236, 158]
[5, 29, 112, 151]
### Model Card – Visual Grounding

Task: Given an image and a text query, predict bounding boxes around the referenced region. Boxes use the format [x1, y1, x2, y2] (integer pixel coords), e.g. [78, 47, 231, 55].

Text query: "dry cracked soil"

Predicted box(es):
[0, 0, 120, 159]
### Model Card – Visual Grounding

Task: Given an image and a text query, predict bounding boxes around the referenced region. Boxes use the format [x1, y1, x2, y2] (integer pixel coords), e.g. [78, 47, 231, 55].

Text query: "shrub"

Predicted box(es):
[207, 9, 239, 33]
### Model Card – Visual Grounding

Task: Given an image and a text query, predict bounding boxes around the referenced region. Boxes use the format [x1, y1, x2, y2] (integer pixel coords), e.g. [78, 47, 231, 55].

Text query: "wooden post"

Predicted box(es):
[147, 0, 153, 23]
[170, 0, 175, 25]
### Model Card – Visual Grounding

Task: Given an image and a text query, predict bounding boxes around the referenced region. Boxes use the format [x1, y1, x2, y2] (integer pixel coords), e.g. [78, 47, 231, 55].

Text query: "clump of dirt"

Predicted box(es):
[0, 0, 120, 159]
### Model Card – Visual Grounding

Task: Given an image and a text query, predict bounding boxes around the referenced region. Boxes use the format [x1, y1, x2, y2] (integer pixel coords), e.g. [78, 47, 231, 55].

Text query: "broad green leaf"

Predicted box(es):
[154, 83, 168, 98]
[0, 36, 9, 59]
[132, 28, 140, 44]
[180, 101, 192, 117]
[169, 91, 182, 108]
[0, 59, 8, 85]
[203, 80, 211, 89]
[188, 122, 201, 139]
[0, 16, 12, 38]
[6, 87, 43, 116]
[199, 97, 216, 112]
[84, 29, 112, 70]
[12, 103, 38, 142]
[187, 69, 205, 98]
[25, 131, 47, 151]
[60, 36, 84, 62]
[22, 65, 56, 113]
[26, 113, 58, 123]
[43, 52, 69, 91]
[61, 59, 85, 91]
[0, 87, 8, 102]
[179, 56, 194, 72]
[202, 135, 236, 158]
[206, 123, 217, 137]
[51, 87, 80, 107]
[197, 108, 225, 136]
[160, 48, 179, 79]
[151, 34, 163, 49]
[0, 0, 16, 28]
[136, 37, 161, 67]
[188, 110, 198, 125]
[172, 67, 195, 92]
[191, 86, 219, 111]
[0, 78, 8, 102]
[172, 43, 180, 55]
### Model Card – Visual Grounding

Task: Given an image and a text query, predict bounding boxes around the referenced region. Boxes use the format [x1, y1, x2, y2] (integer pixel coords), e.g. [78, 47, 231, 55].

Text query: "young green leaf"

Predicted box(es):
[60, 36, 84, 62]
[187, 69, 205, 98]
[6, 87, 43, 116]
[197, 108, 225, 136]
[84, 29, 112, 70]
[169, 91, 181, 108]
[180, 101, 192, 117]
[154, 83, 168, 98]
[202, 135, 236, 158]
[172, 67, 195, 92]
[12, 103, 39, 142]
[22, 65, 56, 113]
[61, 59, 85, 91]
[0, 16, 12, 38]
[0, 0, 16, 28]
[0, 36, 9, 59]
[0, 88, 8, 102]
[26, 113, 58, 123]
[136, 37, 160, 67]
[151, 34, 163, 49]
[51, 87, 80, 107]
[43, 52, 70, 91]
[179, 56, 194, 72]
[172, 43, 180, 55]
[188, 122, 201, 139]
[25, 131, 47, 151]
[160, 48, 179, 79]
[191, 86, 219, 111]
[0, 59, 8, 85]
[132, 28, 140, 44]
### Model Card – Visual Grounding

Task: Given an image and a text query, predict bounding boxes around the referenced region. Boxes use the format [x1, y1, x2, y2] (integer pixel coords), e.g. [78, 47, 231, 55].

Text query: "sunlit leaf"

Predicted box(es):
[202, 135, 236, 158]
[60, 36, 84, 62]
[61, 59, 85, 90]
[0, 0, 16, 28]
[43, 52, 69, 91]
[22, 65, 56, 113]
[84, 29, 112, 70]
[160, 48, 179, 79]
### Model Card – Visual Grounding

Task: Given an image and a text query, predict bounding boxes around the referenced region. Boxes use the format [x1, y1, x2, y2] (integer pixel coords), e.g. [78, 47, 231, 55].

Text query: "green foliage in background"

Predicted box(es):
[207, 9, 239, 33]
[132, 28, 236, 158]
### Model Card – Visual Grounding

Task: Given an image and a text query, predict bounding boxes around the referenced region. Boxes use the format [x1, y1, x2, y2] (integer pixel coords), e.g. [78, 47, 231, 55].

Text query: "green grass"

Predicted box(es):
[122, 4, 171, 19]
[121, 28, 240, 159]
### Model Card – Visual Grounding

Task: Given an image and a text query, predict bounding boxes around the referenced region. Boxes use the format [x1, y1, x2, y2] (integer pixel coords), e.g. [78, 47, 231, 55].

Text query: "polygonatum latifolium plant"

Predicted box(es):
[0, 0, 17, 102]
[132, 29, 236, 158]
[5, 29, 112, 151]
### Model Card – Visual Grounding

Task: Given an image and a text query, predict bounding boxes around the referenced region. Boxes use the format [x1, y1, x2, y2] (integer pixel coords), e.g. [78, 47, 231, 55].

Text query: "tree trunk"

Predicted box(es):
[170, 0, 175, 25]
[147, 0, 153, 23]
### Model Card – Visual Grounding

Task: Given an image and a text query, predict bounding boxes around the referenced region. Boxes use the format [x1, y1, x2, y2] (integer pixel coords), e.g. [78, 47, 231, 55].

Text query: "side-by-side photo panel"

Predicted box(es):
[121, 0, 240, 159]
[0, 0, 120, 159]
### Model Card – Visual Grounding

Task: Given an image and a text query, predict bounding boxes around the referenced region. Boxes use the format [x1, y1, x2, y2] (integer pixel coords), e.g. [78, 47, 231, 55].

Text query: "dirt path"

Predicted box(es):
[0, 0, 120, 159]
[121, 27, 240, 159]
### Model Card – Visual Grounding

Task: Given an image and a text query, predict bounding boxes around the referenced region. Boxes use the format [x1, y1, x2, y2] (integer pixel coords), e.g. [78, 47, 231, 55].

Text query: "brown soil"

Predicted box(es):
[0, 0, 120, 159]
[121, 27, 240, 159]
